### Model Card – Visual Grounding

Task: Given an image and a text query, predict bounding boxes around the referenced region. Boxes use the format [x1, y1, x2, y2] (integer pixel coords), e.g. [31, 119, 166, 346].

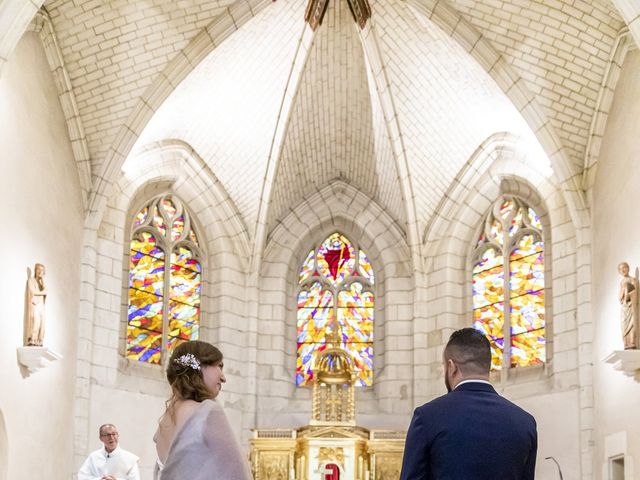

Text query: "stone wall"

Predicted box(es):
[0, 32, 83, 480]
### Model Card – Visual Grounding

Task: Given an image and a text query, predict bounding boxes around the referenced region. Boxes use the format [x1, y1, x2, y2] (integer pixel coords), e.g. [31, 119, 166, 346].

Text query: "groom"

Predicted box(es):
[399, 328, 537, 480]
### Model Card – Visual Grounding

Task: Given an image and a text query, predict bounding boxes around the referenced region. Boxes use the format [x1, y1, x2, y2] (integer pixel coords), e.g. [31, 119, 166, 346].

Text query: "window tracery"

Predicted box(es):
[472, 197, 545, 370]
[297, 232, 375, 386]
[126, 195, 202, 364]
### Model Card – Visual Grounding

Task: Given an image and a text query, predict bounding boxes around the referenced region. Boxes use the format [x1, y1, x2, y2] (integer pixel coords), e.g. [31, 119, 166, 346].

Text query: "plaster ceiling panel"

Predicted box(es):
[44, 0, 238, 173]
[132, 0, 308, 237]
[370, 0, 551, 235]
[449, 0, 624, 173]
[268, 0, 405, 234]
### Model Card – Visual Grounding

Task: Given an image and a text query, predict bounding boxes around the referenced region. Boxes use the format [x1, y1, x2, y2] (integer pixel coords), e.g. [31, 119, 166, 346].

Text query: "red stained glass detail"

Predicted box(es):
[325, 248, 349, 281]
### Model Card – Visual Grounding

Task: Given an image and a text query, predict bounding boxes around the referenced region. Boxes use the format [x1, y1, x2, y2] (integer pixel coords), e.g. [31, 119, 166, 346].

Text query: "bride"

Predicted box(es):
[154, 340, 252, 480]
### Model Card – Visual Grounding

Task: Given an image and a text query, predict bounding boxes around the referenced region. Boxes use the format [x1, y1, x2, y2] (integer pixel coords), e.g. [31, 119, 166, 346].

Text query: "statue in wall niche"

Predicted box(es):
[618, 262, 637, 349]
[25, 263, 47, 346]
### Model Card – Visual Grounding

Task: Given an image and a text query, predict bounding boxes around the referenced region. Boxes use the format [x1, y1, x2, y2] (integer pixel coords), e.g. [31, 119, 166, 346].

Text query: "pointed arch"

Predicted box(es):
[582, 28, 637, 199]
[472, 195, 546, 370]
[256, 181, 414, 420]
[296, 231, 375, 387]
[420, 135, 594, 478]
[126, 193, 204, 364]
[406, 0, 588, 230]
[0, 0, 44, 76]
[28, 9, 91, 207]
[421, 136, 562, 392]
[611, 0, 640, 49]
[73, 140, 249, 460]
[86, 0, 275, 231]
[124, 140, 250, 262]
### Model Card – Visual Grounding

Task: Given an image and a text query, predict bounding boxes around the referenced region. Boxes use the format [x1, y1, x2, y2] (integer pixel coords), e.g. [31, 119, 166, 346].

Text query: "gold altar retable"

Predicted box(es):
[250, 331, 405, 479]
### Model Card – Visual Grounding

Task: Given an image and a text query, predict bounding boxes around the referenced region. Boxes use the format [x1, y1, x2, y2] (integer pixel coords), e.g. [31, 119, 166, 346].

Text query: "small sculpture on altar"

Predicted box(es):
[250, 322, 405, 480]
[618, 262, 637, 349]
[311, 327, 356, 425]
[25, 263, 47, 346]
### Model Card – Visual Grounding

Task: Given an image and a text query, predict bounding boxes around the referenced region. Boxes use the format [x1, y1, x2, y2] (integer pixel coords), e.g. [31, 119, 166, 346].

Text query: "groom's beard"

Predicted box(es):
[444, 371, 452, 393]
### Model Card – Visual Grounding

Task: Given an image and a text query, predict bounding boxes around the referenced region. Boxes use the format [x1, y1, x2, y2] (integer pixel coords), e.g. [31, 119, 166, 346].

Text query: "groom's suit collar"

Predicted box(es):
[454, 380, 495, 393]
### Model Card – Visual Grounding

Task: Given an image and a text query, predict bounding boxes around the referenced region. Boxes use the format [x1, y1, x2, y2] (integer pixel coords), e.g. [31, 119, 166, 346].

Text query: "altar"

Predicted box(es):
[251, 332, 405, 479]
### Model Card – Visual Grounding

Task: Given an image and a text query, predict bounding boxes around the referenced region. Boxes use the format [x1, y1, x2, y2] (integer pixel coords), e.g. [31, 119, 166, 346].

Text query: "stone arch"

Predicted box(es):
[86, 0, 274, 232]
[582, 28, 637, 200]
[356, 21, 421, 263]
[28, 9, 91, 207]
[256, 180, 414, 422]
[611, 0, 640, 49]
[112, 142, 251, 353]
[406, 0, 588, 231]
[0, 0, 44, 76]
[120, 140, 250, 262]
[419, 135, 577, 396]
[73, 140, 250, 457]
[418, 134, 592, 477]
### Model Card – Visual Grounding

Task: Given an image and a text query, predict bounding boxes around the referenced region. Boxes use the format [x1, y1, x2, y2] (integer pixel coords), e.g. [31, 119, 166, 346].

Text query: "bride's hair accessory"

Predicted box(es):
[174, 353, 201, 371]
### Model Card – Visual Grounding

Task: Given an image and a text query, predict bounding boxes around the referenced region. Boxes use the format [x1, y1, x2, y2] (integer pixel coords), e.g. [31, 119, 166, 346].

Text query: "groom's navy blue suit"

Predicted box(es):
[400, 381, 537, 480]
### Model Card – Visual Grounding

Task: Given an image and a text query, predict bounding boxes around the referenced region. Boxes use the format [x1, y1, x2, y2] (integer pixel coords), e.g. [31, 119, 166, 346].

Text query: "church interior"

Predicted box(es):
[1, 0, 640, 478]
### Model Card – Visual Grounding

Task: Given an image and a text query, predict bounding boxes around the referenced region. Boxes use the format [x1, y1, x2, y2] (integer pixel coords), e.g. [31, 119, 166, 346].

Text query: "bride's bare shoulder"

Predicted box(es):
[156, 399, 203, 462]
[175, 399, 200, 415]
[159, 400, 201, 429]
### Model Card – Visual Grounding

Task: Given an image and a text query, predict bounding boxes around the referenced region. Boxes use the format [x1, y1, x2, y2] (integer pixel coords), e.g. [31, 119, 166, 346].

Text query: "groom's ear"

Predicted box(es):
[450, 358, 463, 377]
[444, 358, 455, 374]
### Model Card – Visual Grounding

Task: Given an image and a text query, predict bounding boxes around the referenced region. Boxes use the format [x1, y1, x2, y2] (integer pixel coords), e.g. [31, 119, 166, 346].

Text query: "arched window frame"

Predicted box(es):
[471, 195, 547, 372]
[125, 193, 205, 366]
[296, 232, 375, 388]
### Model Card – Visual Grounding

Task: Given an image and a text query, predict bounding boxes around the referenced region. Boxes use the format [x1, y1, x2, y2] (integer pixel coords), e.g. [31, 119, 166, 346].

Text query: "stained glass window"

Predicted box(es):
[297, 232, 374, 387]
[472, 197, 545, 370]
[126, 195, 202, 365]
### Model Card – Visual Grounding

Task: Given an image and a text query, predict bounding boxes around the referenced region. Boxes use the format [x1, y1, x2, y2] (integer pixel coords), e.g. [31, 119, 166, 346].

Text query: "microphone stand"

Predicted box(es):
[545, 456, 564, 480]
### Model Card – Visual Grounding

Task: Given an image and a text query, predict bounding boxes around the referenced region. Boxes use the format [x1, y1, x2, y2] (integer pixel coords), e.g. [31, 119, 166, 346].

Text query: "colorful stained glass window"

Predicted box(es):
[297, 233, 374, 387]
[472, 196, 545, 370]
[126, 195, 202, 365]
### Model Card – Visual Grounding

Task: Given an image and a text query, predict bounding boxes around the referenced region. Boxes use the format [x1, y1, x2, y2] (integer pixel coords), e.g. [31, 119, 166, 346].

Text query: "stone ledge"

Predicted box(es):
[604, 350, 640, 378]
[17, 346, 62, 374]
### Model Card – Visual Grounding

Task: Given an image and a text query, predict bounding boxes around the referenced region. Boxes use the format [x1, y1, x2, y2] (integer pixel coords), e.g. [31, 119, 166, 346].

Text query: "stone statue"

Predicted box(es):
[25, 263, 47, 346]
[618, 262, 637, 349]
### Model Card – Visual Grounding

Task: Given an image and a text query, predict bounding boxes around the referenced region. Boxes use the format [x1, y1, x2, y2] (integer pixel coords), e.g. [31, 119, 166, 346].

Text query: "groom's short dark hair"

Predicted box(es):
[444, 328, 491, 375]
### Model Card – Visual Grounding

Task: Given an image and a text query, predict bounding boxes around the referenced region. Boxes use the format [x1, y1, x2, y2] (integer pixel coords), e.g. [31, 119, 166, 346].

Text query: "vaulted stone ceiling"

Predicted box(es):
[268, 0, 405, 233]
[37, 0, 626, 248]
[43, 0, 239, 175]
[132, 0, 307, 234]
[126, 0, 555, 242]
[370, 0, 550, 235]
[449, 0, 625, 172]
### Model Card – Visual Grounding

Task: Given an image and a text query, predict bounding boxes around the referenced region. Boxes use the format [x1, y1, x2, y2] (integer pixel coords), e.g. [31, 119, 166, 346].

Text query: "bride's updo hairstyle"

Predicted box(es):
[165, 340, 223, 415]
